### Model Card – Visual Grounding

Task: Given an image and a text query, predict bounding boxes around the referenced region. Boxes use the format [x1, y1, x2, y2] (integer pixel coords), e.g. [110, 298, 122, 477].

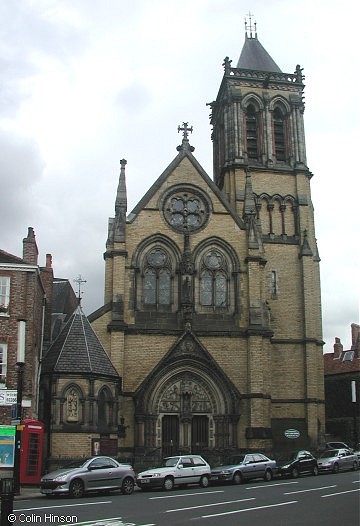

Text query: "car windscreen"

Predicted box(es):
[227, 455, 246, 464]
[62, 459, 90, 469]
[319, 450, 338, 458]
[162, 457, 180, 467]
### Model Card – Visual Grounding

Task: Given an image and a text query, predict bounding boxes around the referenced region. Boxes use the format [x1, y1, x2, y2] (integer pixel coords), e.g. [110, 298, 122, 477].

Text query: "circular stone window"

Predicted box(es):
[161, 186, 211, 233]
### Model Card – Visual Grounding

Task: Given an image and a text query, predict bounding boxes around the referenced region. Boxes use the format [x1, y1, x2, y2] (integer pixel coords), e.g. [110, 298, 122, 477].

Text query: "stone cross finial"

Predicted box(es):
[178, 122, 193, 141]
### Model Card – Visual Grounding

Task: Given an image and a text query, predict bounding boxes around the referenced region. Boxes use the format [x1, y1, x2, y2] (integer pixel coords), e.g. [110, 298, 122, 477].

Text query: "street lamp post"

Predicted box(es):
[13, 319, 26, 495]
[351, 380, 358, 449]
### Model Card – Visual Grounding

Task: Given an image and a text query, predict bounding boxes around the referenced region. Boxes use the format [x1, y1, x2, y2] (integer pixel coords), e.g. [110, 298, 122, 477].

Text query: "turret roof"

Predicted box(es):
[237, 34, 282, 72]
[42, 305, 119, 378]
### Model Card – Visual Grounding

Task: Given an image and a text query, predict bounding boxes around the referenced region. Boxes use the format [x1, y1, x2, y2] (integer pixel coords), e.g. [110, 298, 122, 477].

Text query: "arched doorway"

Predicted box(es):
[134, 333, 241, 458]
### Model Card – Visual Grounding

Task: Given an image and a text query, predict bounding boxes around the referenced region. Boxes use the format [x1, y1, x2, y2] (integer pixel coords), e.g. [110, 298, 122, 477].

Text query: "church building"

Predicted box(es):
[89, 25, 324, 462]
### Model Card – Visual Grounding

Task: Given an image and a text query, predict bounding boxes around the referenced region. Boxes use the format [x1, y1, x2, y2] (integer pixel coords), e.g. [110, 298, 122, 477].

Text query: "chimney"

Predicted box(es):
[333, 337, 343, 359]
[351, 323, 360, 358]
[40, 254, 54, 345]
[23, 227, 39, 265]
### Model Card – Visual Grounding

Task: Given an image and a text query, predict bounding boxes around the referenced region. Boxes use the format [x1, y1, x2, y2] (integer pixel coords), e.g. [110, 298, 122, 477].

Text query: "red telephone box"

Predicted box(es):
[20, 419, 44, 484]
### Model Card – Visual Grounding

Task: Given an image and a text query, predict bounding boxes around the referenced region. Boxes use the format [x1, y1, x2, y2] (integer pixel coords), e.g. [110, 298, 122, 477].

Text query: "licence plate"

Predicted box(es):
[211, 476, 218, 480]
[42, 489, 53, 494]
[141, 479, 150, 483]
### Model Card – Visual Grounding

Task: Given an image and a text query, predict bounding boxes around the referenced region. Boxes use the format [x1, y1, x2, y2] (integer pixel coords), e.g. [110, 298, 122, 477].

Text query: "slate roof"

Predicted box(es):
[0, 249, 26, 265]
[324, 352, 360, 375]
[237, 34, 282, 72]
[42, 306, 119, 378]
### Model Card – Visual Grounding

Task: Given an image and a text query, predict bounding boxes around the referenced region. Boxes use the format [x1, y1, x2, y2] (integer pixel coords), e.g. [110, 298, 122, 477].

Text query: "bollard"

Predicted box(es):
[0, 478, 14, 526]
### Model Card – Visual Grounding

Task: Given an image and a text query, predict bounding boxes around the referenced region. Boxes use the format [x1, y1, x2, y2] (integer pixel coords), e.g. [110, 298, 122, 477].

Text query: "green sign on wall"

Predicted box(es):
[0, 425, 16, 467]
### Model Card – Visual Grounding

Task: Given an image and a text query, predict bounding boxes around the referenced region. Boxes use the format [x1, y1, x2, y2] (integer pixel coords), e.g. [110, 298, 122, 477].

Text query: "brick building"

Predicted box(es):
[0, 228, 53, 424]
[0, 228, 78, 475]
[88, 27, 324, 463]
[324, 324, 360, 447]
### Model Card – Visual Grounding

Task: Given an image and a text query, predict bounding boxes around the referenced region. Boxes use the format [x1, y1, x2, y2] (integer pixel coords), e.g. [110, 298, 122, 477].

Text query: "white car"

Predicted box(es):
[136, 455, 211, 490]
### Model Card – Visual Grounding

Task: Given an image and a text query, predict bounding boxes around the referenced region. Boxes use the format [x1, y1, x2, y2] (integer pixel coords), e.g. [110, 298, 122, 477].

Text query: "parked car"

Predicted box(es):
[325, 441, 353, 451]
[277, 450, 318, 478]
[210, 453, 276, 485]
[136, 455, 211, 490]
[317, 449, 359, 473]
[40, 456, 135, 498]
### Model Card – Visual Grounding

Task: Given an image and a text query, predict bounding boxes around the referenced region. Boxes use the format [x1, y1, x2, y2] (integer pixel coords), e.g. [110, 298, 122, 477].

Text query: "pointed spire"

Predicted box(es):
[299, 229, 313, 257]
[177, 122, 195, 152]
[242, 172, 263, 251]
[243, 170, 256, 217]
[237, 16, 282, 72]
[115, 158, 128, 215]
[113, 158, 127, 243]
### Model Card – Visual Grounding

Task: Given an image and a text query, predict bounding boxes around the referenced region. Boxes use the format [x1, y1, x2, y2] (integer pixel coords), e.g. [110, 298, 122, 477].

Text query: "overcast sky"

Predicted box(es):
[1, 0, 358, 353]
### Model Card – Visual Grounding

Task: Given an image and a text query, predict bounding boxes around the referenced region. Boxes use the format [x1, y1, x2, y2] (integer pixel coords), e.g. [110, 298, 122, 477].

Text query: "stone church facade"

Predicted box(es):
[89, 29, 324, 462]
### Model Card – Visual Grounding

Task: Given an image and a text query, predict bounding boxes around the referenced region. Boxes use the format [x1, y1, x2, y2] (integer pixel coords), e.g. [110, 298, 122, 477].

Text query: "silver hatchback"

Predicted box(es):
[40, 456, 135, 497]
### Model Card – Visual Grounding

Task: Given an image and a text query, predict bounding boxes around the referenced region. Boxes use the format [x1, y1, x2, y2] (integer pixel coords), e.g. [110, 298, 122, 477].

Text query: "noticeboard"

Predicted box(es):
[0, 425, 16, 467]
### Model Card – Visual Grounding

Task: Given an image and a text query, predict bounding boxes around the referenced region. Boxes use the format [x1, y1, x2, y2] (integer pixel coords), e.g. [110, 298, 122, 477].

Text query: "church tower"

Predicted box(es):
[209, 17, 324, 448]
[88, 17, 324, 464]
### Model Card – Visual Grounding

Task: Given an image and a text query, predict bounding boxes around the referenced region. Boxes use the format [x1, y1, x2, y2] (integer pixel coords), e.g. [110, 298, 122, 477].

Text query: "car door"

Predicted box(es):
[176, 457, 195, 485]
[252, 454, 267, 479]
[191, 456, 209, 482]
[298, 452, 312, 473]
[86, 457, 121, 490]
[341, 449, 353, 470]
[242, 455, 257, 479]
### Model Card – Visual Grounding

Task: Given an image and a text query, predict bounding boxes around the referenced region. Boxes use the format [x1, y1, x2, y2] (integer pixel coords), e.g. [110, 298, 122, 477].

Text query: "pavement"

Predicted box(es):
[14, 485, 42, 500]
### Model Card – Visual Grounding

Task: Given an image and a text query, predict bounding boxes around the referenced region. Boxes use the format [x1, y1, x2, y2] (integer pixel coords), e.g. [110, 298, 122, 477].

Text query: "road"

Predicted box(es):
[12, 470, 360, 526]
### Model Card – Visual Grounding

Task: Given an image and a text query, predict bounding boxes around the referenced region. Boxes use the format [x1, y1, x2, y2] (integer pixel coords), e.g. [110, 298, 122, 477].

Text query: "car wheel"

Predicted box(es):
[69, 479, 84, 498]
[291, 468, 299, 478]
[121, 477, 134, 495]
[200, 475, 210, 488]
[232, 471, 242, 485]
[312, 466, 319, 476]
[332, 463, 339, 474]
[352, 461, 358, 471]
[263, 469, 273, 482]
[163, 477, 174, 491]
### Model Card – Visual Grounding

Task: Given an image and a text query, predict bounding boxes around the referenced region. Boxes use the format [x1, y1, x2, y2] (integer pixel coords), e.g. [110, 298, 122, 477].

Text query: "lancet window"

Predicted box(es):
[246, 104, 259, 160]
[143, 247, 172, 307]
[199, 249, 228, 307]
[273, 107, 286, 161]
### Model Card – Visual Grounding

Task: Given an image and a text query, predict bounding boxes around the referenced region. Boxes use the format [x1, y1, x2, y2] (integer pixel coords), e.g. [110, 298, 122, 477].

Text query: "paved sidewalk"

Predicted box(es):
[14, 486, 42, 500]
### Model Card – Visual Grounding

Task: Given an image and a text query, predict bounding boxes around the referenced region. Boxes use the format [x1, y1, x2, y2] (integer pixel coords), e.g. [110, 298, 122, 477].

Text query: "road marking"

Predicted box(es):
[245, 481, 298, 489]
[15, 501, 113, 511]
[321, 488, 360, 498]
[165, 497, 256, 513]
[200, 500, 298, 518]
[149, 490, 224, 499]
[56, 519, 155, 526]
[284, 485, 336, 495]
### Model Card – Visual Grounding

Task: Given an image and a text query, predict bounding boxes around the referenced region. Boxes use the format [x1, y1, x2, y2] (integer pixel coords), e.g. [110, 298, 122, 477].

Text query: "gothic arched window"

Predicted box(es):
[98, 387, 112, 428]
[143, 248, 171, 307]
[246, 104, 259, 160]
[199, 249, 228, 307]
[65, 387, 80, 423]
[273, 107, 286, 161]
